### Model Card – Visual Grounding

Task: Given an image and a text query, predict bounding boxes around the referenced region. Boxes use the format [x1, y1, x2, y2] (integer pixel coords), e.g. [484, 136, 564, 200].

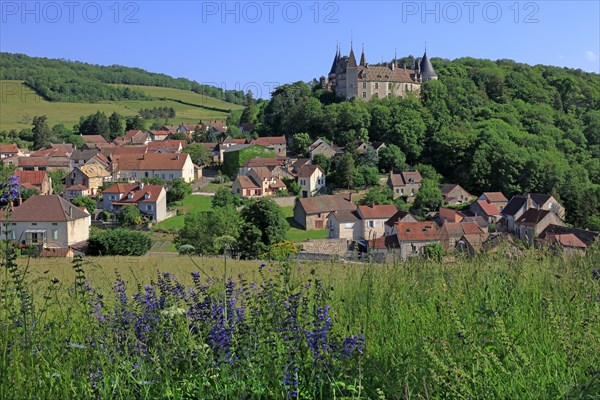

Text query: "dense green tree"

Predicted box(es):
[238, 198, 288, 258]
[170, 132, 189, 142]
[71, 196, 96, 215]
[49, 171, 66, 195]
[377, 144, 406, 173]
[175, 206, 241, 255]
[166, 179, 192, 204]
[125, 115, 146, 131]
[357, 145, 379, 168]
[185, 143, 210, 165]
[108, 112, 124, 139]
[414, 179, 444, 211]
[291, 132, 312, 156]
[312, 153, 332, 173]
[240, 90, 259, 126]
[119, 205, 143, 226]
[336, 152, 355, 189]
[212, 187, 241, 208]
[32, 115, 52, 150]
[78, 111, 110, 140]
[358, 185, 394, 206]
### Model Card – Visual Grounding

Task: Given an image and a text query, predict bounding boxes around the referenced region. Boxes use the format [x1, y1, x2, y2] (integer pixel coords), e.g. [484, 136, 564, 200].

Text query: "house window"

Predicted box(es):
[169, 174, 174, 179]
[345, 223, 353, 229]
[396, 189, 399, 194]
[368, 220, 374, 228]
[362, 82, 366, 89]
[146, 205, 152, 211]
[32, 223, 37, 226]
[52, 223, 57, 226]
[10, 230, 15, 240]
[374, 82, 379, 89]
[52, 230, 58, 240]
[400, 188, 404, 194]
[145, 172, 149, 178]
[362, 92, 366, 98]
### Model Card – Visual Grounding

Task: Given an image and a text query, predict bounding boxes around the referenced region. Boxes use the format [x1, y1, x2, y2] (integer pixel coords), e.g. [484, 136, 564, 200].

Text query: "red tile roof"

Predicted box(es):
[358, 204, 398, 220]
[65, 185, 89, 191]
[481, 192, 507, 203]
[540, 233, 587, 248]
[297, 195, 356, 215]
[112, 153, 190, 171]
[0, 144, 20, 153]
[80, 135, 107, 144]
[236, 176, 261, 189]
[112, 185, 166, 204]
[15, 170, 47, 186]
[251, 136, 286, 146]
[102, 183, 138, 194]
[395, 221, 441, 242]
[476, 200, 501, 216]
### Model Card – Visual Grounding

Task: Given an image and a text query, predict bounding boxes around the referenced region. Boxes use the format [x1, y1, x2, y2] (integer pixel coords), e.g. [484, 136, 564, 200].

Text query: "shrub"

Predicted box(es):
[87, 228, 151, 256]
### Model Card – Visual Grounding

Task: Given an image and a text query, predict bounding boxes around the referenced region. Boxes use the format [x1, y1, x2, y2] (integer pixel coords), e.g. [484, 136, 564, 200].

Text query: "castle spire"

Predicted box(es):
[419, 46, 437, 81]
[359, 43, 366, 67]
[329, 43, 339, 75]
[348, 38, 357, 68]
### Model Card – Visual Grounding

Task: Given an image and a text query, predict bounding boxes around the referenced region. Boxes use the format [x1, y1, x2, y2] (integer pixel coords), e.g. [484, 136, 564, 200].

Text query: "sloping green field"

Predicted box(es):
[0, 81, 242, 131]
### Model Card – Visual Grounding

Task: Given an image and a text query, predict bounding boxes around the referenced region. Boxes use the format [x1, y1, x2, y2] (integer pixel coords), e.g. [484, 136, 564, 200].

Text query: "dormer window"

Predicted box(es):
[144, 193, 150, 200]
[127, 193, 133, 199]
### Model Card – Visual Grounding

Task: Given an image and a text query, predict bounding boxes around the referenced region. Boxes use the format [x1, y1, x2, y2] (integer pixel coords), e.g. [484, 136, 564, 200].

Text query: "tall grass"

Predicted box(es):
[2, 249, 599, 399]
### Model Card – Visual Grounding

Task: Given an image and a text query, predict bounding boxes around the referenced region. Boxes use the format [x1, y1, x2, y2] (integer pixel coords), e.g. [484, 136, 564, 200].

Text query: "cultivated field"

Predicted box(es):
[0, 81, 242, 131]
[3, 251, 599, 398]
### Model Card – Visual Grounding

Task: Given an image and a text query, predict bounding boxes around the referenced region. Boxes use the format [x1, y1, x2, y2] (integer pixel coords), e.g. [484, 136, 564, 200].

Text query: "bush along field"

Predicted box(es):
[2, 248, 600, 399]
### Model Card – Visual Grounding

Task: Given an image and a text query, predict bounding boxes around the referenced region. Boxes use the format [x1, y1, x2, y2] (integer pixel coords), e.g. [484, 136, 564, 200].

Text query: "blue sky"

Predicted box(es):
[1, 1, 598, 98]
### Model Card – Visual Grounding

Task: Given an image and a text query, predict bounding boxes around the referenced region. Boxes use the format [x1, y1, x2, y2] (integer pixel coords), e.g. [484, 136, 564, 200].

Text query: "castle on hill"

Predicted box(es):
[323, 43, 438, 101]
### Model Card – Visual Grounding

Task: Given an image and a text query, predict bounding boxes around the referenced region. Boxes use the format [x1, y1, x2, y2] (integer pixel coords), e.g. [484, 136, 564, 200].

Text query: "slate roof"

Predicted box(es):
[236, 176, 261, 189]
[9, 195, 89, 222]
[147, 140, 187, 152]
[384, 210, 416, 227]
[70, 149, 100, 162]
[297, 195, 356, 215]
[501, 196, 527, 217]
[516, 209, 551, 226]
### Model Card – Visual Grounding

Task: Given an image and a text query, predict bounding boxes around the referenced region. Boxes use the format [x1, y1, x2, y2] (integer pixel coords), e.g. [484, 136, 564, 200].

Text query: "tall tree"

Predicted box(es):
[336, 152, 355, 189]
[32, 115, 52, 150]
[239, 197, 288, 258]
[108, 112, 124, 139]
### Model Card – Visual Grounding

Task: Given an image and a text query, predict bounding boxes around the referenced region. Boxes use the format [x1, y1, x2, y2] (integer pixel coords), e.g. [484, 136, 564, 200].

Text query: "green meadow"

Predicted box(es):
[3, 251, 599, 398]
[0, 81, 242, 131]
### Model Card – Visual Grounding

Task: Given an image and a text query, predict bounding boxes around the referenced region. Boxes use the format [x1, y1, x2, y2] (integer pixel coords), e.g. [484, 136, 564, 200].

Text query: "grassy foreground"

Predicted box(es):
[2, 251, 599, 398]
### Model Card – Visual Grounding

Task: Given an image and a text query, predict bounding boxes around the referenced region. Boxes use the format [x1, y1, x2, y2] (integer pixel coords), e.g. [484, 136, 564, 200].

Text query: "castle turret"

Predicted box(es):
[348, 43, 357, 68]
[419, 50, 438, 82]
[359, 44, 366, 67]
[329, 44, 339, 76]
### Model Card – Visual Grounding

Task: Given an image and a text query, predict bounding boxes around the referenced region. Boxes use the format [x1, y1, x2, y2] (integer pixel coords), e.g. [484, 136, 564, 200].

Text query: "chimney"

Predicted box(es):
[69, 206, 73, 218]
[140, 182, 144, 189]
[348, 192, 353, 203]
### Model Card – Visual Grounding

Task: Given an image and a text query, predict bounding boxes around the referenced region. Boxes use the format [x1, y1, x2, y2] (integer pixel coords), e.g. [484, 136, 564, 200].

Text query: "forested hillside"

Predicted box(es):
[251, 57, 600, 229]
[0, 53, 245, 104]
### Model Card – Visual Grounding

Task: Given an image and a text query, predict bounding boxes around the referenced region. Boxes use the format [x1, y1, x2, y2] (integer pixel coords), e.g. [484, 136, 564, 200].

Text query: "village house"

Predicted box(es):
[147, 140, 187, 153]
[114, 130, 151, 146]
[469, 200, 502, 224]
[294, 194, 356, 230]
[203, 120, 228, 135]
[111, 153, 195, 183]
[439, 221, 484, 251]
[536, 232, 587, 257]
[297, 164, 326, 198]
[30, 144, 74, 158]
[440, 184, 473, 205]
[69, 149, 107, 169]
[308, 139, 338, 159]
[371, 141, 386, 155]
[478, 192, 508, 211]
[148, 130, 170, 141]
[231, 167, 286, 198]
[250, 136, 287, 156]
[387, 171, 422, 199]
[514, 209, 565, 245]
[0, 143, 24, 159]
[239, 158, 286, 176]
[15, 170, 53, 195]
[327, 210, 361, 241]
[455, 232, 491, 256]
[384, 210, 418, 236]
[501, 194, 565, 233]
[68, 163, 111, 196]
[63, 185, 90, 202]
[18, 156, 71, 173]
[356, 204, 398, 240]
[438, 207, 464, 224]
[386, 221, 441, 261]
[3, 195, 90, 255]
[102, 183, 168, 223]
[79, 134, 107, 145]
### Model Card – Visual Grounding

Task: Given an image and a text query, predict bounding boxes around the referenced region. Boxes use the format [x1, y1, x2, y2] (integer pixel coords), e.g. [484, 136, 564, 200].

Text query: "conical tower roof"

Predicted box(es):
[329, 46, 339, 75]
[419, 50, 437, 80]
[348, 43, 357, 68]
[359, 45, 366, 67]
